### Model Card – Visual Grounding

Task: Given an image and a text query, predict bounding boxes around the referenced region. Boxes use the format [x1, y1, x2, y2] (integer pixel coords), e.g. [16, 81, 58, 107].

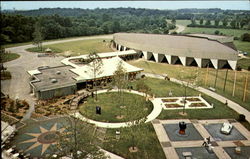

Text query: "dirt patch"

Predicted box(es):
[129, 147, 139, 152]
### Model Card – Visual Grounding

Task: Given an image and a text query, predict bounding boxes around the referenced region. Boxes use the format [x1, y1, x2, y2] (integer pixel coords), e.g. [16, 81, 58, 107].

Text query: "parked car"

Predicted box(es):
[220, 122, 233, 135]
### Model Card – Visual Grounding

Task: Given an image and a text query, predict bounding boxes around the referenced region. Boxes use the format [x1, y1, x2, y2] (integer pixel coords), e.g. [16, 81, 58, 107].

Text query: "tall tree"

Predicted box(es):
[205, 19, 211, 26]
[222, 18, 228, 27]
[51, 117, 107, 159]
[214, 19, 220, 26]
[199, 18, 204, 25]
[32, 22, 43, 50]
[87, 52, 103, 101]
[171, 18, 176, 25]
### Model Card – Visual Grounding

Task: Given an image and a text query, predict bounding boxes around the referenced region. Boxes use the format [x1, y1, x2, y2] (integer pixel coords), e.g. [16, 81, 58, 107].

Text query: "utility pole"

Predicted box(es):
[232, 70, 237, 97]
[214, 69, 218, 88]
[223, 69, 228, 92]
[243, 74, 248, 102]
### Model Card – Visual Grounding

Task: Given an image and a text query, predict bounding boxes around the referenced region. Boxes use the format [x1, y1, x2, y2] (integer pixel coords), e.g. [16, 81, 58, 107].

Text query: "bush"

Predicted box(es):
[238, 114, 246, 121]
[241, 33, 250, 42]
[171, 31, 177, 35]
[214, 30, 220, 35]
[234, 37, 240, 40]
[248, 66, 250, 71]
[236, 66, 242, 71]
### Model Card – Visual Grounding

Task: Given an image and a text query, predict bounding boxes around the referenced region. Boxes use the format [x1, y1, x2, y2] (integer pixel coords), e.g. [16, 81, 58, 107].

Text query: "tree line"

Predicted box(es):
[1, 7, 249, 45]
[1, 9, 175, 45]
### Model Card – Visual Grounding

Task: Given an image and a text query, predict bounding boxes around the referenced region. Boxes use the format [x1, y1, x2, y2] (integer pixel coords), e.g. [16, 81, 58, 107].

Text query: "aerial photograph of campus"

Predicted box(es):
[1, 1, 250, 159]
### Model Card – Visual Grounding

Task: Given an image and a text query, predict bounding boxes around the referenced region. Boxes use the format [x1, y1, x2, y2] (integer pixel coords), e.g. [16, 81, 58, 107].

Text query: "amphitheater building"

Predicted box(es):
[113, 33, 239, 70]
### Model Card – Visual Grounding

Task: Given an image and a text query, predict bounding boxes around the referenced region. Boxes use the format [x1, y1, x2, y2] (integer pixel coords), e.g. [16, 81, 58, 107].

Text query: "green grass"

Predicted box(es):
[234, 40, 250, 55]
[0, 53, 20, 63]
[237, 58, 250, 70]
[79, 92, 153, 122]
[130, 77, 250, 130]
[27, 39, 113, 56]
[128, 61, 250, 110]
[183, 27, 250, 38]
[104, 123, 166, 159]
[2, 34, 113, 49]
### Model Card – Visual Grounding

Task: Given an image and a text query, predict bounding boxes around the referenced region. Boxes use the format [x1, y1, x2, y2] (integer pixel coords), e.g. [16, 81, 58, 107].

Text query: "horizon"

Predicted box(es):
[1, 1, 250, 11]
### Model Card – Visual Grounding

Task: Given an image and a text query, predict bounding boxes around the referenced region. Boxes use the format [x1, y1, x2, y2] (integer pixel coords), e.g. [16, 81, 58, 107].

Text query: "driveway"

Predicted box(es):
[1, 34, 113, 120]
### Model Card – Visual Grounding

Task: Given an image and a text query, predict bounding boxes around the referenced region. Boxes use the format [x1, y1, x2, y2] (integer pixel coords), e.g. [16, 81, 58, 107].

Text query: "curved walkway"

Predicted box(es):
[144, 72, 250, 123]
[71, 89, 163, 128]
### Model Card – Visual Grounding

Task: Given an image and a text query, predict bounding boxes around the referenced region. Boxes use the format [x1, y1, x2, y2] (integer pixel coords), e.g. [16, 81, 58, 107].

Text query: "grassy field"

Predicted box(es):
[129, 77, 250, 130]
[234, 40, 250, 55]
[183, 27, 250, 38]
[0, 53, 20, 63]
[104, 123, 166, 159]
[128, 60, 250, 110]
[237, 58, 250, 70]
[27, 39, 113, 56]
[79, 92, 153, 122]
[2, 34, 113, 48]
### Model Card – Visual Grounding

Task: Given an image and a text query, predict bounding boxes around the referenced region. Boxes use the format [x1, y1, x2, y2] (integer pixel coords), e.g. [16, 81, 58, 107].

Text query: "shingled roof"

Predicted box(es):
[114, 33, 238, 61]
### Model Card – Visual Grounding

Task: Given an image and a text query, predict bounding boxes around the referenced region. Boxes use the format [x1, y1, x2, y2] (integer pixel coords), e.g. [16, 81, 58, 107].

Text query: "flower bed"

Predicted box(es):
[186, 97, 201, 102]
[189, 103, 207, 107]
[162, 98, 178, 103]
[165, 104, 183, 108]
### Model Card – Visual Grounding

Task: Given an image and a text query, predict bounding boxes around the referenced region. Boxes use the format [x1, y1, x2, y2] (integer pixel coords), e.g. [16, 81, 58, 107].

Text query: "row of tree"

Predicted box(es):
[188, 17, 250, 29]
[1, 12, 175, 45]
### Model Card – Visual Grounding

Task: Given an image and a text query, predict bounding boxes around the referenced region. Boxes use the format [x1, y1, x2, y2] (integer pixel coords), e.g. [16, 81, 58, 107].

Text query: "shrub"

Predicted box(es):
[238, 114, 246, 121]
[236, 66, 242, 71]
[248, 66, 250, 71]
[214, 30, 220, 35]
[241, 33, 250, 42]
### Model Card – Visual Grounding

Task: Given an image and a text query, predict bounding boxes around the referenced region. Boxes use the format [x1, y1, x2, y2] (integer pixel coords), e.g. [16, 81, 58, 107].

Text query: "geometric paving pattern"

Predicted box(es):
[19, 123, 65, 155]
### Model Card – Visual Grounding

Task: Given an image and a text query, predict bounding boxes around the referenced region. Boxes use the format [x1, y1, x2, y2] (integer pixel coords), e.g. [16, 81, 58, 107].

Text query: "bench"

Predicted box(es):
[208, 87, 216, 92]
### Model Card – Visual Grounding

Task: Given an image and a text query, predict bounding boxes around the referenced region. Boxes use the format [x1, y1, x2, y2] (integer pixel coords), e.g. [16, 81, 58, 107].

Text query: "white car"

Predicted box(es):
[220, 122, 233, 135]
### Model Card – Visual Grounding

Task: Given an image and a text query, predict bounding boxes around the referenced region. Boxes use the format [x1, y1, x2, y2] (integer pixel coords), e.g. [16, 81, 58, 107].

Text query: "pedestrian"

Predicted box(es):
[207, 136, 210, 144]
[225, 100, 228, 105]
[202, 137, 208, 147]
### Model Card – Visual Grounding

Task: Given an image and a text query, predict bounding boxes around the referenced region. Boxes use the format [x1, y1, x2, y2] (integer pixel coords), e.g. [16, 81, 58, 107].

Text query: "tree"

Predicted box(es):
[51, 117, 108, 159]
[32, 22, 43, 50]
[199, 18, 204, 25]
[222, 18, 228, 27]
[178, 70, 199, 114]
[230, 19, 236, 28]
[87, 52, 103, 101]
[205, 19, 211, 26]
[241, 33, 250, 42]
[163, 28, 169, 34]
[214, 19, 220, 26]
[113, 61, 128, 117]
[191, 18, 196, 25]
[214, 30, 220, 35]
[136, 79, 151, 98]
[171, 18, 176, 25]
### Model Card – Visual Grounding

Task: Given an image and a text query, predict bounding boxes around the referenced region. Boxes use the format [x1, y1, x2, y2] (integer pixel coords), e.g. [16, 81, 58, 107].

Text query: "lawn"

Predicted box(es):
[183, 27, 250, 38]
[103, 123, 166, 159]
[128, 60, 250, 110]
[26, 39, 113, 56]
[129, 77, 250, 130]
[0, 53, 20, 63]
[79, 92, 153, 123]
[234, 40, 250, 55]
[237, 58, 250, 70]
[2, 34, 113, 49]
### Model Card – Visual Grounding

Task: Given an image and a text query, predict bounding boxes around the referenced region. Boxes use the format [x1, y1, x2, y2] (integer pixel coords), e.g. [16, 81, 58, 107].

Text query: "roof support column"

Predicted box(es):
[165, 55, 172, 64]
[153, 53, 159, 62]
[118, 45, 121, 52]
[194, 58, 202, 68]
[179, 56, 187, 66]
[228, 60, 237, 70]
[123, 46, 127, 51]
[211, 59, 218, 69]
[142, 51, 148, 60]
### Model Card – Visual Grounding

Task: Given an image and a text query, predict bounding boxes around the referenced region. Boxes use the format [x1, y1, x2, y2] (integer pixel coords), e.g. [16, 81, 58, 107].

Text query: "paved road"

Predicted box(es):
[175, 24, 186, 33]
[1, 34, 113, 120]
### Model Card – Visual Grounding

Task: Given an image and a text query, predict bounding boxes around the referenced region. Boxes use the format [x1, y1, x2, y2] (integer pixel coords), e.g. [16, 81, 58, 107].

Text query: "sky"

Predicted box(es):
[1, 1, 250, 11]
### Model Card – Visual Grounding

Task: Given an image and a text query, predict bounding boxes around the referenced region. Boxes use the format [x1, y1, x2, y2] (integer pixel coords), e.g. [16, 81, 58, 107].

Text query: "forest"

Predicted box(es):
[1, 8, 250, 45]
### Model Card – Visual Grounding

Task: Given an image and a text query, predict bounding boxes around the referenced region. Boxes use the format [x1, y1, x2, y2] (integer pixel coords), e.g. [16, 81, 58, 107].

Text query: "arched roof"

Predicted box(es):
[114, 33, 238, 61]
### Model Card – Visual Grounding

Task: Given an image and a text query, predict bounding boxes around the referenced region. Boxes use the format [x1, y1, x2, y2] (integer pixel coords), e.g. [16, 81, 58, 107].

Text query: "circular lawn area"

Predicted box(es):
[79, 92, 153, 123]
